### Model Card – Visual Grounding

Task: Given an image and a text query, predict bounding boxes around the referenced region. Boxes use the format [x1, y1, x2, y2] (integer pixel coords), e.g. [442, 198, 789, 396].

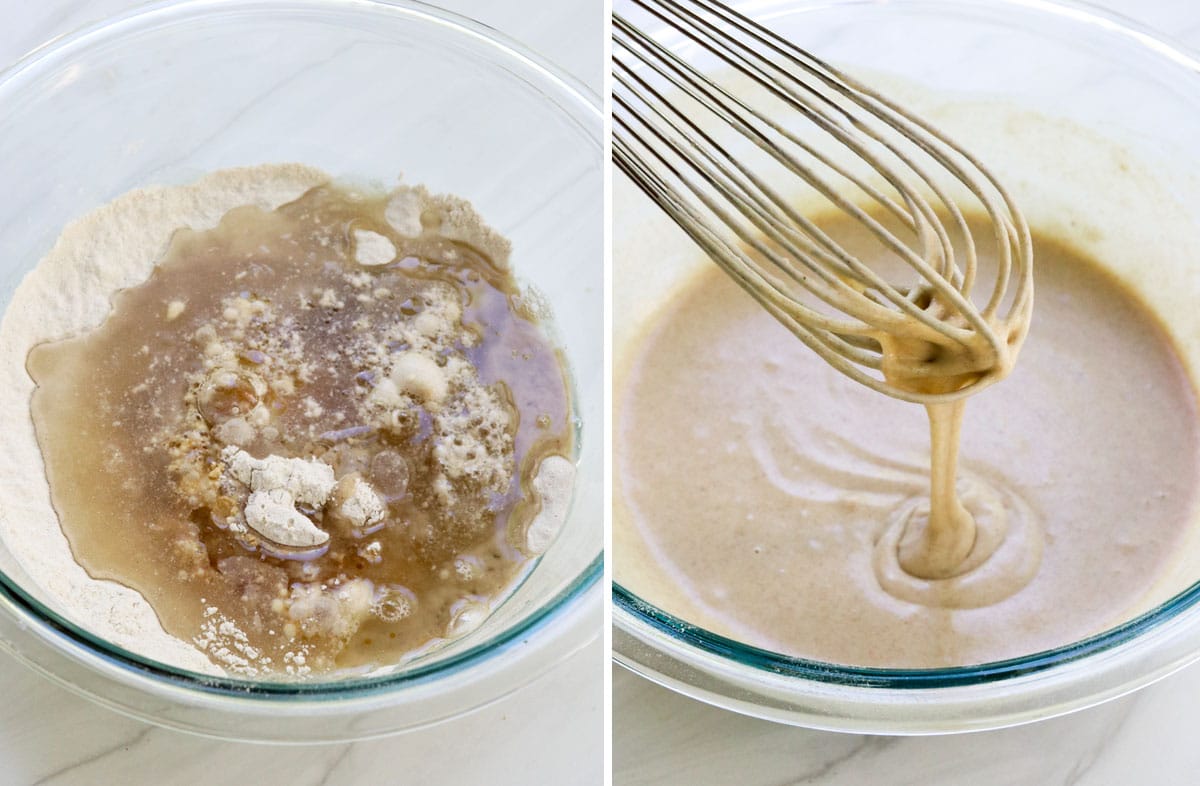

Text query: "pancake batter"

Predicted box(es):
[615, 213, 1200, 668]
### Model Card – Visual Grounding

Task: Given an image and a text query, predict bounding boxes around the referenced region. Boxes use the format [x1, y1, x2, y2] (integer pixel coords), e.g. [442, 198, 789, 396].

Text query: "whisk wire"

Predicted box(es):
[621, 0, 999, 342]
[615, 25, 967, 348]
[613, 0, 1034, 402]
[679, 0, 1033, 321]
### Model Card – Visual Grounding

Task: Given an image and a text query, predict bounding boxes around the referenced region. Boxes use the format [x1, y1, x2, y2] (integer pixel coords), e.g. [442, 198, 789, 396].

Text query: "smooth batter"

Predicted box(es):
[615, 214, 1200, 668]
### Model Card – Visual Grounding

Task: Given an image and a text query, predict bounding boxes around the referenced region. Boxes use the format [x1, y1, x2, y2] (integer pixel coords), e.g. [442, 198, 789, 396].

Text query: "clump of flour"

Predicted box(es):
[222, 448, 337, 548]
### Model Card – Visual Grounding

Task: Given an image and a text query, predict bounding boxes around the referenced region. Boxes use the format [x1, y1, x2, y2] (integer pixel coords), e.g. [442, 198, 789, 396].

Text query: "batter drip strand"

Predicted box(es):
[613, 0, 1034, 579]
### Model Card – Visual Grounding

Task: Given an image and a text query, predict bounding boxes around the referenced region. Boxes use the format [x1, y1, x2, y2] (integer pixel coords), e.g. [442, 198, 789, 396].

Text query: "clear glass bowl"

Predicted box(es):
[0, 0, 602, 742]
[613, 0, 1200, 734]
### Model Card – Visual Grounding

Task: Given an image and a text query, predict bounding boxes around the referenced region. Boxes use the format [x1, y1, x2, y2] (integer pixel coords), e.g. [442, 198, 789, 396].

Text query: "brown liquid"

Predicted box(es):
[28, 185, 572, 676]
[615, 215, 1200, 667]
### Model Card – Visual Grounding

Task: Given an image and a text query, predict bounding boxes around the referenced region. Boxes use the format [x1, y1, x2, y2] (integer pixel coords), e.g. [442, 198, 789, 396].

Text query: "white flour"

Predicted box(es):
[0, 163, 546, 675]
[223, 447, 339, 548]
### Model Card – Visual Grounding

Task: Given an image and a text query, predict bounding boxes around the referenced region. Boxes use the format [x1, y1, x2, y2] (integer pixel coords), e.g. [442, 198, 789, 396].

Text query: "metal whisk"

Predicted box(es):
[613, 0, 1033, 404]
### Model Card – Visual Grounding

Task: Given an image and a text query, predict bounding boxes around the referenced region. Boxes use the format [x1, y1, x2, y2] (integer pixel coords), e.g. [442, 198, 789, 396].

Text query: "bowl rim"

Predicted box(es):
[1, 0, 602, 108]
[612, 0, 1200, 698]
[0, 0, 603, 701]
[614, 580, 1200, 689]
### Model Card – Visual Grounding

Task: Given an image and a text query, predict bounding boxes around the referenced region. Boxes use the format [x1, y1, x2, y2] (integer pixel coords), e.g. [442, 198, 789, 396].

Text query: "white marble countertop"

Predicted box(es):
[614, 2, 1200, 785]
[0, 1, 601, 785]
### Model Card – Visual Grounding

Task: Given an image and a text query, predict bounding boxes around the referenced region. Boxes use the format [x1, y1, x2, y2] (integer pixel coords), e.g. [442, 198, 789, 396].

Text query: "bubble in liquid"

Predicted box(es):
[453, 555, 483, 581]
[369, 449, 410, 500]
[297, 561, 322, 581]
[372, 584, 417, 623]
[197, 369, 261, 425]
[446, 598, 488, 638]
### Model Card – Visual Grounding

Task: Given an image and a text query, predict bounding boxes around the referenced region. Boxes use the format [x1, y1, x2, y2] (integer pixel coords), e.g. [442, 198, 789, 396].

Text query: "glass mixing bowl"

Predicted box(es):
[0, 0, 601, 742]
[613, 0, 1200, 734]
